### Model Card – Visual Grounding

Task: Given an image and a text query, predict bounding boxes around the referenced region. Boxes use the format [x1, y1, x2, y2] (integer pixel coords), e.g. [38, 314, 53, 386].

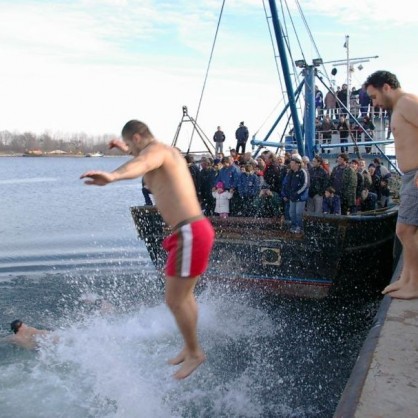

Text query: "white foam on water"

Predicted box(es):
[0, 289, 282, 418]
[0, 177, 58, 185]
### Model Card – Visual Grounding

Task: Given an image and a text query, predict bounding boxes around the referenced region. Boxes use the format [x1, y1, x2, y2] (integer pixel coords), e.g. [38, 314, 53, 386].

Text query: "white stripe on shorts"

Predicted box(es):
[180, 223, 193, 277]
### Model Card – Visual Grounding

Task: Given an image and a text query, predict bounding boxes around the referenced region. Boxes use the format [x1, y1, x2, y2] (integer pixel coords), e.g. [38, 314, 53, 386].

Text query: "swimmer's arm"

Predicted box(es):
[0, 335, 13, 345]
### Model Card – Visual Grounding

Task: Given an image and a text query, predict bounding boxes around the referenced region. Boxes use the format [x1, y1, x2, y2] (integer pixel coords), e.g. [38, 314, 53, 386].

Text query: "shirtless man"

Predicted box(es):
[365, 70, 418, 299]
[2, 320, 49, 349]
[80, 120, 215, 379]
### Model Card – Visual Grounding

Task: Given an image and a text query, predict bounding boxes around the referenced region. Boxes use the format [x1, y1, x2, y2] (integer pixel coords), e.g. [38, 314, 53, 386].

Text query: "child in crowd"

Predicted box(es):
[322, 186, 341, 215]
[212, 181, 233, 218]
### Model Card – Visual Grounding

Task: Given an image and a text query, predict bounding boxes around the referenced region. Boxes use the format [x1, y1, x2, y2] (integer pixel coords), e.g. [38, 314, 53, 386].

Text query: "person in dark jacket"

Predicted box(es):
[307, 155, 329, 214]
[283, 154, 309, 233]
[185, 154, 201, 200]
[213, 126, 226, 155]
[322, 186, 341, 215]
[330, 153, 357, 215]
[360, 188, 377, 211]
[236, 163, 261, 216]
[350, 159, 364, 212]
[213, 156, 240, 190]
[235, 122, 249, 154]
[337, 115, 350, 153]
[337, 84, 349, 116]
[199, 157, 216, 215]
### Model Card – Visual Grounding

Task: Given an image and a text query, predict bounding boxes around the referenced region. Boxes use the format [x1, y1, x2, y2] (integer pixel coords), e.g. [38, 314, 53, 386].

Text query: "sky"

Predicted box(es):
[1, 0, 417, 150]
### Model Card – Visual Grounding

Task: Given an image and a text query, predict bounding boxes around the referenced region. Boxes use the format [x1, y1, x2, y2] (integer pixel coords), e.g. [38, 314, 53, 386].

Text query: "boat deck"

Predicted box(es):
[334, 254, 418, 417]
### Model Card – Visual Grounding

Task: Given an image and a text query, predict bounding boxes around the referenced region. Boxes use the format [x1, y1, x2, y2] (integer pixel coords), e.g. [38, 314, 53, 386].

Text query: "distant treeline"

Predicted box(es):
[0, 130, 119, 154]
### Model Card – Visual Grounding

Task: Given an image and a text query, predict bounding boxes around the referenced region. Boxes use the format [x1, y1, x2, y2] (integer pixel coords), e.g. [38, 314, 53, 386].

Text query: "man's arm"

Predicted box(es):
[399, 95, 418, 129]
[81, 146, 165, 186]
[0, 335, 12, 345]
[109, 139, 130, 153]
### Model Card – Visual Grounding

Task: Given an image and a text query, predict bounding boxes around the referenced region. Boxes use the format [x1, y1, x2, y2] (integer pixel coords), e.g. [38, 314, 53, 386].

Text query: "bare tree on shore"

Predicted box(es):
[0, 130, 117, 155]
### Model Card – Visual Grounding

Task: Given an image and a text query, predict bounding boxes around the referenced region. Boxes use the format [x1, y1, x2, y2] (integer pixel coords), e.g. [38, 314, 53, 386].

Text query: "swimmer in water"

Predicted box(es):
[0, 320, 50, 349]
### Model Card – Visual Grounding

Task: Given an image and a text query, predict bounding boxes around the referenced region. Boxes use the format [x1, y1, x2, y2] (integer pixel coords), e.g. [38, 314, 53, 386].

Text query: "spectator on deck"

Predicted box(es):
[283, 154, 309, 234]
[322, 186, 341, 215]
[360, 188, 377, 211]
[330, 153, 357, 215]
[337, 115, 350, 153]
[199, 157, 216, 215]
[307, 155, 329, 214]
[254, 184, 282, 218]
[235, 122, 249, 155]
[213, 126, 226, 155]
[236, 163, 260, 216]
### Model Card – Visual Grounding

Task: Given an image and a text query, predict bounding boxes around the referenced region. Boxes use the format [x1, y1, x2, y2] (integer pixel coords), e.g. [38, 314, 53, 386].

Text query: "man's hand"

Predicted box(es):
[80, 171, 115, 186]
[109, 139, 129, 153]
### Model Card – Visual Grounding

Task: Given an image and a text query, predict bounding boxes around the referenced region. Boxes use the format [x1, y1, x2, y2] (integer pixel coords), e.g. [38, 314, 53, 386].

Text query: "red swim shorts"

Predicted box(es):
[162, 216, 215, 278]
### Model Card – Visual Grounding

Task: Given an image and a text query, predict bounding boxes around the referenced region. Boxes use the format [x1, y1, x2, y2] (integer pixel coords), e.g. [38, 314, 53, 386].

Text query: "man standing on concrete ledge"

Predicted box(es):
[81, 120, 215, 378]
[365, 70, 418, 299]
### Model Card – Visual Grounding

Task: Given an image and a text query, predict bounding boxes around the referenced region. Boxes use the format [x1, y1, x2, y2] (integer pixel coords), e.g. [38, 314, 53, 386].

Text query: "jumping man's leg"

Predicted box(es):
[383, 222, 418, 299]
[165, 275, 206, 379]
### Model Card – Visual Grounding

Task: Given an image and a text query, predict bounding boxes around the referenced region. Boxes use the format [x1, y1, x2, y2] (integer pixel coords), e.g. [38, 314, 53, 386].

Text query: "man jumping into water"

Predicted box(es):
[80, 120, 215, 379]
[365, 70, 418, 299]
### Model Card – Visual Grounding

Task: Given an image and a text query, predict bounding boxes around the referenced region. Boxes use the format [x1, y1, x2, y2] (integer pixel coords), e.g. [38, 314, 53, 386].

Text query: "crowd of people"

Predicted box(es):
[142, 147, 393, 235]
[314, 83, 392, 154]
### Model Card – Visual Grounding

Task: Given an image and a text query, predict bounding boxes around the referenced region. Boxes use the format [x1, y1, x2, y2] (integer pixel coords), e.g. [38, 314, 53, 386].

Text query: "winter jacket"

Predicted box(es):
[323, 195, 341, 214]
[308, 166, 329, 197]
[212, 190, 233, 214]
[214, 165, 240, 189]
[284, 168, 309, 202]
[235, 126, 249, 144]
[236, 172, 260, 197]
[213, 130, 226, 143]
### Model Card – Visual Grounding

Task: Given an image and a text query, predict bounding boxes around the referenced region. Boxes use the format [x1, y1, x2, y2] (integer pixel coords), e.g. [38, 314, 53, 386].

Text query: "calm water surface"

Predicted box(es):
[0, 157, 379, 417]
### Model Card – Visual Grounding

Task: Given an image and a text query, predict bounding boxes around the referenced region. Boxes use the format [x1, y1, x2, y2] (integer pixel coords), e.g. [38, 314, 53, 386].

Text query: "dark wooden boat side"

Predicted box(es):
[130, 205, 399, 298]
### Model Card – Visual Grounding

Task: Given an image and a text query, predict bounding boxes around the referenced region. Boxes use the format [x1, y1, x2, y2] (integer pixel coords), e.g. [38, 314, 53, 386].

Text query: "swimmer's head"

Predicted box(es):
[10, 319, 23, 334]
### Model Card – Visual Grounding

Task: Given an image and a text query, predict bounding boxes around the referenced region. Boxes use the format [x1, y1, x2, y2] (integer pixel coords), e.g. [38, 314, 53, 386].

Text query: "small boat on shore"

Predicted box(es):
[85, 152, 104, 157]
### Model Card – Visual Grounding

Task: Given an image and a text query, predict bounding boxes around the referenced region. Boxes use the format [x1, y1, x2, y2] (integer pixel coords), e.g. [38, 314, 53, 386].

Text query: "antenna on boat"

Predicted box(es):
[322, 35, 379, 113]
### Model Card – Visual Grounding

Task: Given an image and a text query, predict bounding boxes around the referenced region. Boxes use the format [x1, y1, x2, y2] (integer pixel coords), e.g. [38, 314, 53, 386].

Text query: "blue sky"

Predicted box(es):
[0, 0, 416, 150]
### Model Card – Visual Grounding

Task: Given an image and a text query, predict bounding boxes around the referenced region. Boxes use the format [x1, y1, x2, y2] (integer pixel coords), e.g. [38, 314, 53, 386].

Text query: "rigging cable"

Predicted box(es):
[186, 0, 226, 154]
[294, 0, 332, 87]
[255, 0, 288, 137]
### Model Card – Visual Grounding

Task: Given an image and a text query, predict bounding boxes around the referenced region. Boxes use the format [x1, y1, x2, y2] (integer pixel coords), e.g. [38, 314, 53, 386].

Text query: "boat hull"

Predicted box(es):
[130, 206, 399, 298]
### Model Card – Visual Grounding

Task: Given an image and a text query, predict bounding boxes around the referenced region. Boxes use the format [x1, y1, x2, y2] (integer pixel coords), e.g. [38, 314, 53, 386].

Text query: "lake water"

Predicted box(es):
[0, 157, 380, 417]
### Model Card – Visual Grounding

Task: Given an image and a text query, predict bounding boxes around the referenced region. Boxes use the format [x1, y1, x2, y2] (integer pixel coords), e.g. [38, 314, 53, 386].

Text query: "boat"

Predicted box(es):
[130, 0, 401, 298]
[85, 152, 104, 157]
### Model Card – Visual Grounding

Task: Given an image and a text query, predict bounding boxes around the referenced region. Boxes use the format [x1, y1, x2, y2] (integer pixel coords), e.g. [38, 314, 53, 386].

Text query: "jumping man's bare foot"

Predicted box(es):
[168, 348, 187, 365]
[382, 270, 410, 295]
[173, 352, 206, 380]
[384, 281, 418, 300]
